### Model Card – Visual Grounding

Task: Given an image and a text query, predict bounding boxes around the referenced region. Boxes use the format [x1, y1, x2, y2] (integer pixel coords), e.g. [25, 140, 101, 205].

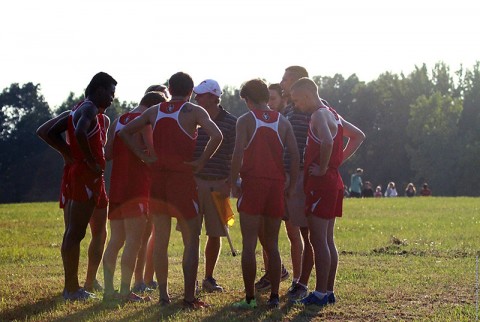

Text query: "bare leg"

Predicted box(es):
[326, 219, 338, 291]
[102, 219, 125, 294]
[239, 212, 261, 298]
[257, 219, 268, 276]
[120, 216, 147, 295]
[152, 214, 171, 301]
[298, 226, 314, 286]
[204, 236, 221, 278]
[85, 207, 107, 289]
[178, 215, 201, 302]
[262, 216, 282, 295]
[62, 200, 96, 292]
[134, 218, 153, 286]
[285, 220, 303, 280]
[307, 216, 331, 293]
[143, 226, 155, 284]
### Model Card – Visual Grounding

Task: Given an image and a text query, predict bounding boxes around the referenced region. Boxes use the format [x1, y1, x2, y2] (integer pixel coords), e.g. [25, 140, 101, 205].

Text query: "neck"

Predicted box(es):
[205, 104, 221, 119]
[170, 95, 188, 101]
[252, 103, 270, 111]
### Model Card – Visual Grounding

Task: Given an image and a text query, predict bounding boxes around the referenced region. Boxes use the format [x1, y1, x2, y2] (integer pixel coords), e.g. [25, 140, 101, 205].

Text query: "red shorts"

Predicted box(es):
[237, 177, 285, 218]
[150, 171, 199, 219]
[59, 164, 72, 209]
[69, 162, 109, 208]
[108, 199, 149, 220]
[305, 187, 343, 219]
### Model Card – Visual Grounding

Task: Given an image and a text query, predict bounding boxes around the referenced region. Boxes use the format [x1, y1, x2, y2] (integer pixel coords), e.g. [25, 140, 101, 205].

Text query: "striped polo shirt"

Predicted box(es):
[194, 105, 237, 180]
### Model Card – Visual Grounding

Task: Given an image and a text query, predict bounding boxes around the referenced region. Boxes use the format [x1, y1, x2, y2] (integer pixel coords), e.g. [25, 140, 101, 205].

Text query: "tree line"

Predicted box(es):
[1, 62, 479, 203]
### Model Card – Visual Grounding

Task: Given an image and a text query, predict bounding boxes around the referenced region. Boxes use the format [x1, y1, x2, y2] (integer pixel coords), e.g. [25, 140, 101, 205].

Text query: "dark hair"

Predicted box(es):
[240, 79, 269, 104]
[168, 72, 194, 97]
[85, 72, 117, 97]
[140, 91, 167, 107]
[268, 83, 283, 98]
[145, 84, 167, 94]
[285, 66, 309, 79]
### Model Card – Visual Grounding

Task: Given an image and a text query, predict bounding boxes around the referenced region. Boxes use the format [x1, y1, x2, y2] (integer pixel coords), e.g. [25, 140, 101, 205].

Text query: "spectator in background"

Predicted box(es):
[420, 183, 432, 196]
[349, 168, 363, 198]
[343, 185, 350, 198]
[405, 183, 416, 197]
[384, 182, 398, 197]
[374, 185, 383, 198]
[361, 181, 374, 198]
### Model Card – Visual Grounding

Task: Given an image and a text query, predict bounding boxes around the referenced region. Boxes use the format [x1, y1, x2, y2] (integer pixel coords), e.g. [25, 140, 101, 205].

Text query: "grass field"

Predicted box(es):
[0, 197, 479, 321]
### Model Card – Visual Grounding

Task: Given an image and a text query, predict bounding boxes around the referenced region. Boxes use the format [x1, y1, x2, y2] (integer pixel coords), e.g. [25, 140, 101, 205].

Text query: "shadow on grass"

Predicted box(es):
[0, 295, 60, 321]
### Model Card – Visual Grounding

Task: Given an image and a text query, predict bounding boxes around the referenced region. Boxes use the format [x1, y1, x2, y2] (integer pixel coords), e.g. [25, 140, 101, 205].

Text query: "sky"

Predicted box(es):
[1, 0, 479, 109]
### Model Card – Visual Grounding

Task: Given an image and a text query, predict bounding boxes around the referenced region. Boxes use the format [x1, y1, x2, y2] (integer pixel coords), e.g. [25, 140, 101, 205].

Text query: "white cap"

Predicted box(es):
[193, 79, 222, 97]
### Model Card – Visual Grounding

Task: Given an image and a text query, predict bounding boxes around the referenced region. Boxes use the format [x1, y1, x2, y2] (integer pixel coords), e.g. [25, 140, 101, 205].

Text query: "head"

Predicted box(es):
[376, 186, 382, 192]
[356, 168, 363, 175]
[280, 65, 308, 97]
[85, 72, 117, 110]
[145, 84, 170, 99]
[193, 79, 222, 109]
[240, 79, 270, 110]
[268, 83, 286, 112]
[388, 182, 396, 188]
[290, 77, 319, 112]
[364, 181, 372, 188]
[167, 72, 194, 98]
[140, 91, 167, 108]
[423, 183, 429, 189]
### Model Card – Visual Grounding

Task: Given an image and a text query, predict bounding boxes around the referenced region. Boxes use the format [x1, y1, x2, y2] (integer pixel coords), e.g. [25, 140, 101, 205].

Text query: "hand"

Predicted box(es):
[217, 181, 231, 198]
[140, 152, 158, 164]
[308, 163, 327, 176]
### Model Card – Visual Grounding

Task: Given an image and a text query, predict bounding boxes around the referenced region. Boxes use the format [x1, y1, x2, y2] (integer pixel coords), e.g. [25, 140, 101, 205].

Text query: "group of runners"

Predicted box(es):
[37, 65, 365, 310]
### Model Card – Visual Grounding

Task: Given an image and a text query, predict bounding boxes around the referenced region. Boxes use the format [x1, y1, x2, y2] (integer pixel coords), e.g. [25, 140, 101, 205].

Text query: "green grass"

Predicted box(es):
[0, 198, 479, 321]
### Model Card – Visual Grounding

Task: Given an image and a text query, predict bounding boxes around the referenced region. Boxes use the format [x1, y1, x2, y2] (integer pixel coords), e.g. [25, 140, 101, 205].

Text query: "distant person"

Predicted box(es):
[267, 83, 287, 114]
[384, 182, 398, 197]
[361, 181, 374, 198]
[349, 168, 363, 198]
[45, 72, 117, 301]
[290, 77, 365, 307]
[343, 185, 350, 198]
[420, 183, 432, 196]
[230, 79, 300, 309]
[102, 91, 166, 302]
[145, 84, 170, 100]
[119, 72, 222, 309]
[192, 79, 237, 293]
[405, 183, 416, 197]
[374, 185, 383, 198]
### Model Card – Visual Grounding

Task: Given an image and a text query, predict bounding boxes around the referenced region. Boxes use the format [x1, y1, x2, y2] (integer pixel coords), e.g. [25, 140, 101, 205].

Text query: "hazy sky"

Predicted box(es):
[1, 0, 479, 109]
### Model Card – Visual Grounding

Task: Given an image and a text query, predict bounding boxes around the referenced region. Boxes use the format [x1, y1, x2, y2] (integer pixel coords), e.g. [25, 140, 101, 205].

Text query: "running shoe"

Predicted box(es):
[288, 283, 308, 302]
[124, 291, 151, 303]
[146, 280, 158, 290]
[84, 279, 104, 293]
[298, 292, 328, 307]
[327, 292, 336, 304]
[255, 274, 271, 292]
[183, 298, 211, 310]
[202, 276, 224, 293]
[232, 298, 257, 309]
[64, 288, 97, 301]
[131, 282, 153, 293]
[267, 296, 280, 309]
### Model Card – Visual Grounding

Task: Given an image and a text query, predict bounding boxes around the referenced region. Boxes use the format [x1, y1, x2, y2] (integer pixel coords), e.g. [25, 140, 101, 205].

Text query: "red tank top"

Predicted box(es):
[67, 100, 106, 169]
[152, 101, 197, 172]
[109, 112, 150, 202]
[240, 110, 285, 181]
[304, 106, 344, 190]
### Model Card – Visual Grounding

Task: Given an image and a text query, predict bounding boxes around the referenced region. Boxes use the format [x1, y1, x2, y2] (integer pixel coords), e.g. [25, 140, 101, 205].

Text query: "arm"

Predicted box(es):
[340, 117, 366, 164]
[118, 108, 157, 163]
[282, 117, 300, 198]
[185, 107, 223, 173]
[44, 113, 73, 164]
[309, 109, 334, 176]
[74, 106, 101, 174]
[229, 115, 249, 197]
[104, 117, 118, 161]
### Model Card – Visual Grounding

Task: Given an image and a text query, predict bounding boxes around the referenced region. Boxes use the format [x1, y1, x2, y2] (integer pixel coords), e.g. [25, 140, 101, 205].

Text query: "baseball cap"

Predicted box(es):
[193, 79, 222, 97]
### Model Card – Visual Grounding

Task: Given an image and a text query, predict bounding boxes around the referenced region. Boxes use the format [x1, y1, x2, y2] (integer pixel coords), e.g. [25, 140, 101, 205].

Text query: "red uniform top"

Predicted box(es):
[67, 100, 106, 169]
[109, 112, 150, 203]
[152, 101, 197, 173]
[304, 106, 344, 191]
[240, 110, 285, 181]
